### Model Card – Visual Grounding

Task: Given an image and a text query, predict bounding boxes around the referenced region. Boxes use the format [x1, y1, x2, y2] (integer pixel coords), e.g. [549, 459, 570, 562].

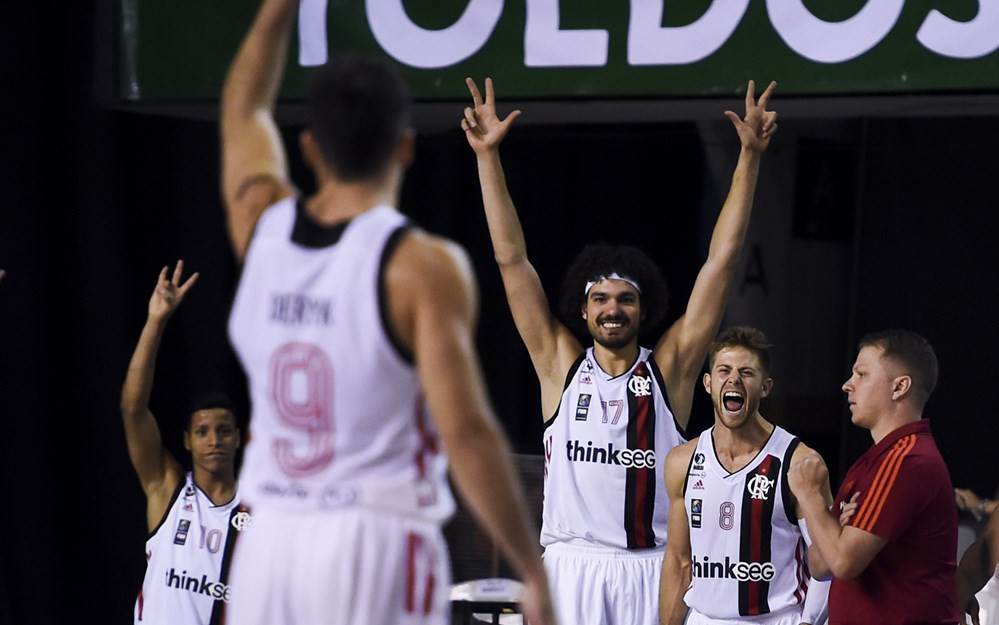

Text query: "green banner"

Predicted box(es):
[118, 0, 999, 102]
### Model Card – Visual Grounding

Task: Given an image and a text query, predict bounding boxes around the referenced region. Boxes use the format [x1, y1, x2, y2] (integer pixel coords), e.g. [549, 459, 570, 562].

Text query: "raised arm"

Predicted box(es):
[654, 80, 777, 429]
[660, 442, 695, 625]
[220, 0, 297, 261]
[387, 231, 556, 625]
[462, 77, 581, 413]
[788, 450, 887, 580]
[120, 262, 198, 529]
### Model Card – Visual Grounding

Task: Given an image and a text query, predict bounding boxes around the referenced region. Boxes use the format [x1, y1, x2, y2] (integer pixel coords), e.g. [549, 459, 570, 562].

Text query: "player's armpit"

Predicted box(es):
[223, 174, 293, 260]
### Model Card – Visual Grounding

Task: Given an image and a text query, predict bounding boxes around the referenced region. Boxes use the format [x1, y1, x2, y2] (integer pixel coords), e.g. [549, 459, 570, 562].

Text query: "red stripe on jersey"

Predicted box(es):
[632, 368, 652, 547]
[855, 435, 916, 532]
[405, 533, 418, 613]
[747, 455, 774, 615]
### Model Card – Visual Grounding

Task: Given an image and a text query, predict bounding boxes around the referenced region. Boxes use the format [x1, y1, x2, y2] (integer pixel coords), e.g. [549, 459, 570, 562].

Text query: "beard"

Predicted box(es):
[590, 319, 639, 350]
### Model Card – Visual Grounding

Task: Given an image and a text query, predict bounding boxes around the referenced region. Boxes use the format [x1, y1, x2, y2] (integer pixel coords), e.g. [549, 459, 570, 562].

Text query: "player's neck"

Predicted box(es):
[192, 467, 237, 506]
[307, 178, 398, 224]
[711, 414, 773, 473]
[591, 341, 640, 377]
[868, 408, 921, 445]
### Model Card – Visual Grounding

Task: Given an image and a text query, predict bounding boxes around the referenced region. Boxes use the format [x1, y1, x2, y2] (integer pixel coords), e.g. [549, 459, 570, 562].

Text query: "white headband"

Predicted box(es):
[584, 273, 642, 296]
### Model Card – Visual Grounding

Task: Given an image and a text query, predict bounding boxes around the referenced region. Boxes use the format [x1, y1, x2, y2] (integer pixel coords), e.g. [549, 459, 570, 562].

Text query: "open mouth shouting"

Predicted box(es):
[722, 390, 746, 414]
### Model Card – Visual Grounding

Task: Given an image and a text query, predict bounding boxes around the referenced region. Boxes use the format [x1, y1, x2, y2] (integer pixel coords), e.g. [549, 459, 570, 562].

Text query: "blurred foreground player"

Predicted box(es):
[790, 330, 957, 625]
[461, 76, 777, 625]
[122, 262, 244, 624]
[219, 1, 556, 624]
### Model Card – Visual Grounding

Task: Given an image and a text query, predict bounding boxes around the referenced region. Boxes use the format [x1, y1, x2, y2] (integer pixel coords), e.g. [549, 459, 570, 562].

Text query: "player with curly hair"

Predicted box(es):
[462, 76, 778, 625]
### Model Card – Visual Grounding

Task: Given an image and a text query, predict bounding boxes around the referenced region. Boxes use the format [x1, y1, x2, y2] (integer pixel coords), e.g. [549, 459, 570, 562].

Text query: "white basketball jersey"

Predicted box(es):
[541, 347, 685, 550]
[135, 473, 244, 624]
[683, 425, 809, 619]
[228, 198, 454, 522]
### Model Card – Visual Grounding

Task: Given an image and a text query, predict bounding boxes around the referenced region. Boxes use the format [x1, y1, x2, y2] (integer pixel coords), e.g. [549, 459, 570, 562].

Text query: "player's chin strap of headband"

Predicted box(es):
[584, 273, 642, 296]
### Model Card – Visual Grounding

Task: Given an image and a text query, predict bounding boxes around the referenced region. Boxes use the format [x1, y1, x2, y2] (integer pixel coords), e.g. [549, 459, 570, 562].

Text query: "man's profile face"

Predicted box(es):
[582, 279, 642, 350]
[842, 345, 895, 429]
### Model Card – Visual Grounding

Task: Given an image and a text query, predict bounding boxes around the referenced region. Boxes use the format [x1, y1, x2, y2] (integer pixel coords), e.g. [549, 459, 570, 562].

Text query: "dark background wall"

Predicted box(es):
[2, 1, 998, 624]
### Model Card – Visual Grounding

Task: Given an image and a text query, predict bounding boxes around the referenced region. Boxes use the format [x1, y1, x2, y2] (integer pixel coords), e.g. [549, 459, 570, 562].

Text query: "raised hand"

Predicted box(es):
[788, 450, 828, 500]
[461, 77, 521, 154]
[148, 260, 199, 322]
[724, 80, 778, 154]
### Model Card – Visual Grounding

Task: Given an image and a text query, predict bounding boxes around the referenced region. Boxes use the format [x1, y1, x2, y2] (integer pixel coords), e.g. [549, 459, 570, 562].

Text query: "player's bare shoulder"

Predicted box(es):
[789, 441, 826, 470]
[383, 228, 477, 350]
[664, 438, 699, 493]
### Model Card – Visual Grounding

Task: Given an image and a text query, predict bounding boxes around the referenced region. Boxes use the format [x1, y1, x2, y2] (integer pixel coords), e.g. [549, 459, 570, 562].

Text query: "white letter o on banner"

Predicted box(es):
[367, 0, 503, 69]
[767, 0, 905, 64]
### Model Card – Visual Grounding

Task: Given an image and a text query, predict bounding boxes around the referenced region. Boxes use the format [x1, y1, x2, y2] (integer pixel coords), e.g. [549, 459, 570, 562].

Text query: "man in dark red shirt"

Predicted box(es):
[789, 329, 958, 625]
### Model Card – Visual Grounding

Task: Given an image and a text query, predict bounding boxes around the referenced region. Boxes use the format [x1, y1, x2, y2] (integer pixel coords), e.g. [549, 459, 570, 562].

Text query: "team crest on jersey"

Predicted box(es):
[747, 474, 776, 500]
[575, 394, 591, 421]
[691, 498, 702, 529]
[692, 452, 706, 471]
[628, 375, 652, 397]
[173, 519, 191, 545]
[231, 511, 253, 532]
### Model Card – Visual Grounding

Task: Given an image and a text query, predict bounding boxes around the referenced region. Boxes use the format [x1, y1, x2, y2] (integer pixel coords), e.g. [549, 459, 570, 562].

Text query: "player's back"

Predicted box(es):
[229, 198, 454, 521]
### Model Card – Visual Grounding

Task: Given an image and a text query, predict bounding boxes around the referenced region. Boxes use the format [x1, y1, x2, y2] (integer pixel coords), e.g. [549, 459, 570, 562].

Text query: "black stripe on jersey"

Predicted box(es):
[543, 352, 587, 430]
[147, 478, 186, 539]
[781, 438, 801, 526]
[291, 198, 350, 248]
[624, 362, 656, 549]
[738, 454, 780, 617]
[648, 358, 685, 440]
[377, 225, 415, 365]
[209, 504, 250, 625]
[681, 445, 697, 497]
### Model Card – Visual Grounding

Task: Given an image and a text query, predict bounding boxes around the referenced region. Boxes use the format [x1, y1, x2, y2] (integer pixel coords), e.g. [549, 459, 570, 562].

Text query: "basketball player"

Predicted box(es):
[121, 262, 245, 625]
[219, 1, 556, 624]
[958, 489, 999, 625]
[789, 330, 957, 624]
[461, 77, 777, 624]
[659, 327, 832, 625]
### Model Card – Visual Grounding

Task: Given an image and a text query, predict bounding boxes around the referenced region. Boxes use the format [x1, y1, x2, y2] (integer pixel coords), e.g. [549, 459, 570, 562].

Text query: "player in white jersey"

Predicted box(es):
[660, 327, 833, 625]
[218, 1, 556, 624]
[121, 263, 245, 625]
[462, 78, 778, 625]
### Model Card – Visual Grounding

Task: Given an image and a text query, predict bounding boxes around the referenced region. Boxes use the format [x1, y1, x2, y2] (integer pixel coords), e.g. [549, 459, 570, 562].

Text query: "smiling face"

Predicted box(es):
[703, 346, 772, 430]
[183, 408, 240, 475]
[842, 344, 898, 430]
[582, 279, 643, 350]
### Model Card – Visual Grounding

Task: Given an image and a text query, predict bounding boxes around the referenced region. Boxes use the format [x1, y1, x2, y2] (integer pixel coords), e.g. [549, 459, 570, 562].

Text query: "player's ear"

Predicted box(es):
[183, 430, 192, 452]
[761, 377, 774, 398]
[702, 371, 711, 394]
[891, 375, 912, 401]
[300, 130, 322, 175]
[394, 128, 415, 169]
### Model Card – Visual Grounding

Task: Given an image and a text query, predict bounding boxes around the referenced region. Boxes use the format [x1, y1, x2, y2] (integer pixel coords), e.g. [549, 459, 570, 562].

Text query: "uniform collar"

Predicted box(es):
[863, 419, 930, 462]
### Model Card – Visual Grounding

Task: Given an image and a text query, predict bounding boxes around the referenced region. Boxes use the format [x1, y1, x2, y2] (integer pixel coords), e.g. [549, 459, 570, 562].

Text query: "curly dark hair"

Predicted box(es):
[557, 243, 669, 339]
